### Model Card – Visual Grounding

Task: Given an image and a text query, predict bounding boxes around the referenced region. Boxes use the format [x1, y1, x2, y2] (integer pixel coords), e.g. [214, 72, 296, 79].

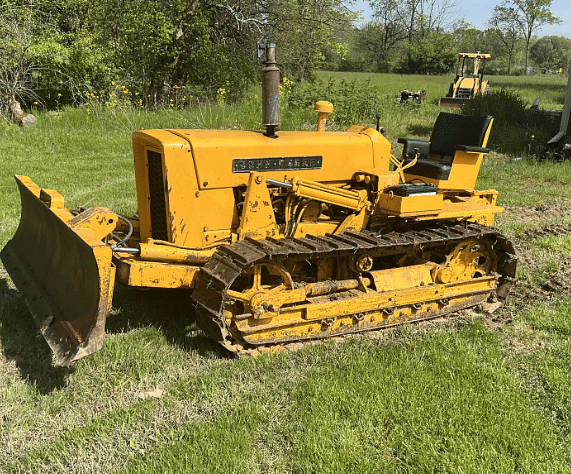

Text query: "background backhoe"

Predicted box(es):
[439, 53, 491, 108]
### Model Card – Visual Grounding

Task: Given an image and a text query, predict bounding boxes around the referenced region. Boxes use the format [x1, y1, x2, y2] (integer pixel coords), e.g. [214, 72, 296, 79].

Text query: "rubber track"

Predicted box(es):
[192, 222, 516, 346]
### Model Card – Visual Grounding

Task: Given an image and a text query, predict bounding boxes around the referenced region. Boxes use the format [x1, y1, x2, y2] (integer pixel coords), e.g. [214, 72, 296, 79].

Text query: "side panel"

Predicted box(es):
[171, 129, 385, 190]
[133, 128, 391, 249]
[132, 130, 239, 248]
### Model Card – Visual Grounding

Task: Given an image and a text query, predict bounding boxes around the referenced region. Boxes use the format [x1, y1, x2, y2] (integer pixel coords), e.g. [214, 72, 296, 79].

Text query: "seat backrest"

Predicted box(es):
[429, 112, 493, 156]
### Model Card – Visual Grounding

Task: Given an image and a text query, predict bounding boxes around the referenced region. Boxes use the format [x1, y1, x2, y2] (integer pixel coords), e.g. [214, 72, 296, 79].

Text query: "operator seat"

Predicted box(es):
[398, 112, 493, 191]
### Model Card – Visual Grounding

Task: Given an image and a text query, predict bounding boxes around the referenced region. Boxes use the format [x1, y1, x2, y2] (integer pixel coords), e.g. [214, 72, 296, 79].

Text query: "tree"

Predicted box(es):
[0, 3, 77, 115]
[353, 20, 407, 72]
[530, 36, 571, 72]
[488, 7, 521, 74]
[491, 0, 560, 73]
[0, 0, 357, 114]
[453, 22, 486, 53]
[399, 31, 457, 74]
[366, 0, 461, 75]
[369, 0, 461, 43]
[256, 0, 357, 80]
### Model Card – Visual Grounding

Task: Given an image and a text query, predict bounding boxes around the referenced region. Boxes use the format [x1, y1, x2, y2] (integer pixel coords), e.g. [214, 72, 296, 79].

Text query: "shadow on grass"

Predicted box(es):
[0, 278, 229, 394]
[106, 284, 230, 359]
[0, 278, 72, 394]
[403, 122, 433, 138]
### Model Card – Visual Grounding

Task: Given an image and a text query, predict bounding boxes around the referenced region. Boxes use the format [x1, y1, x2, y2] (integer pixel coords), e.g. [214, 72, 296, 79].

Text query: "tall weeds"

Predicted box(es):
[461, 89, 559, 156]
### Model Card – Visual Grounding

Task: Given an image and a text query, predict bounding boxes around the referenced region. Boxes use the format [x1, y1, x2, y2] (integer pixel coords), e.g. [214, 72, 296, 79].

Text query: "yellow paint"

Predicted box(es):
[314, 101, 333, 131]
[236, 277, 497, 344]
[404, 118, 493, 191]
[290, 176, 369, 211]
[238, 172, 279, 240]
[114, 256, 199, 289]
[138, 240, 214, 263]
[132, 126, 391, 248]
[378, 193, 443, 216]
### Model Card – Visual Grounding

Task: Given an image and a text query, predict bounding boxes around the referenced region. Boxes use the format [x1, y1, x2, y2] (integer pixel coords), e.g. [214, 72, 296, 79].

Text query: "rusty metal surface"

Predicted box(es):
[0, 176, 114, 365]
[261, 43, 280, 135]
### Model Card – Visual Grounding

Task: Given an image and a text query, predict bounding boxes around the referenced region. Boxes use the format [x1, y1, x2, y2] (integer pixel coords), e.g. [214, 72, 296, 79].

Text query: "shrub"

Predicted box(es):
[288, 78, 383, 125]
[461, 89, 558, 156]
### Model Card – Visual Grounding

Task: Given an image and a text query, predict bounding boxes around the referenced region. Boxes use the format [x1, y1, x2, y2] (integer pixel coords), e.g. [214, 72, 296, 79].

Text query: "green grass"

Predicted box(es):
[506, 300, 571, 462]
[478, 158, 571, 206]
[4, 325, 569, 473]
[316, 71, 568, 156]
[119, 327, 565, 473]
[318, 71, 568, 111]
[2, 72, 571, 472]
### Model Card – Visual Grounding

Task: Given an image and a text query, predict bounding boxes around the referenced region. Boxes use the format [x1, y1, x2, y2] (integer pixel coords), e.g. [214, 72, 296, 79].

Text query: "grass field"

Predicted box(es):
[318, 71, 569, 110]
[1, 71, 571, 473]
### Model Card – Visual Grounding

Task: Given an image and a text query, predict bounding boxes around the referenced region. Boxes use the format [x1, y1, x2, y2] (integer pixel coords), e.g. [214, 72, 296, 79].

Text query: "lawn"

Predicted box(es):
[1, 71, 571, 473]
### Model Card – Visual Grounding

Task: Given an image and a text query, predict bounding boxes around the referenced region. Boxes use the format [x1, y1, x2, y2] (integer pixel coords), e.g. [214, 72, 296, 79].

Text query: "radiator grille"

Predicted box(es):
[147, 150, 169, 241]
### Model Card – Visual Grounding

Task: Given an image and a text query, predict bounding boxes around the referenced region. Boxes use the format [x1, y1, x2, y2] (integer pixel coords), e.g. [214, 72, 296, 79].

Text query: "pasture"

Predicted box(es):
[1, 71, 571, 473]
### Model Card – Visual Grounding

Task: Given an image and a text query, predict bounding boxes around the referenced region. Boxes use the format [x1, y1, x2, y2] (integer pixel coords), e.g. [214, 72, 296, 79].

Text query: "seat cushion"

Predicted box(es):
[430, 113, 493, 155]
[403, 158, 452, 180]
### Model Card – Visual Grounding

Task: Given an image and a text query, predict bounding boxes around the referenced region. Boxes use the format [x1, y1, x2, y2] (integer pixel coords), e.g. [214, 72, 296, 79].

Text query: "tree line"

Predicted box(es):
[343, 0, 566, 75]
[0, 0, 355, 116]
[0, 0, 567, 118]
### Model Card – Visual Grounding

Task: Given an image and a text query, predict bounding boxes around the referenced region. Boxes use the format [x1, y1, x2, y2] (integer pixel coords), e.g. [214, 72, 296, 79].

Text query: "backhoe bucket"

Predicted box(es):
[0, 176, 117, 365]
[438, 97, 469, 108]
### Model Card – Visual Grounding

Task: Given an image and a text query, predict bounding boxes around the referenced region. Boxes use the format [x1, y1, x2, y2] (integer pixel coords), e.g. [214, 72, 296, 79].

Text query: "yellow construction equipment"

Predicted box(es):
[439, 53, 491, 108]
[1, 44, 516, 365]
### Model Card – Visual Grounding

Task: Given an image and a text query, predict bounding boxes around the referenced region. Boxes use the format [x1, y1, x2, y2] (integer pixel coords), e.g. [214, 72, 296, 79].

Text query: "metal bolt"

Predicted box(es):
[321, 318, 334, 329]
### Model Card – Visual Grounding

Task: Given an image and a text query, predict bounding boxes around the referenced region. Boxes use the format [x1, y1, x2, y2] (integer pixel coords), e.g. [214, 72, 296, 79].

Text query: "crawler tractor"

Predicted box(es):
[1, 45, 516, 365]
[439, 53, 491, 108]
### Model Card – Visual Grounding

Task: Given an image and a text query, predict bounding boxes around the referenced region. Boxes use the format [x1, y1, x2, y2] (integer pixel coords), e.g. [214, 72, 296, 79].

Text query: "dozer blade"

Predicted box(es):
[0, 176, 117, 365]
[438, 97, 469, 108]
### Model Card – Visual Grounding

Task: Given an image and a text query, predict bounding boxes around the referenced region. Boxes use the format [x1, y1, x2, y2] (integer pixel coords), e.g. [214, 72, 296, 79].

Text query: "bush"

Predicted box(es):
[288, 78, 384, 125]
[461, 89, 558, 156]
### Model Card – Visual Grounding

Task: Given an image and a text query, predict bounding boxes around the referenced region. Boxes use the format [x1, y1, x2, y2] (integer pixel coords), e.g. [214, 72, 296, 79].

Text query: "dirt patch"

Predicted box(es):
[477, 201, 571, 332]
[510, 280, 564, 311]
[510, 224, 570, 272]
[504, 200, 571, 227]
[500, 201, 571, 302]
[541, 257, 571, 293]
[519, 223, 571, 242]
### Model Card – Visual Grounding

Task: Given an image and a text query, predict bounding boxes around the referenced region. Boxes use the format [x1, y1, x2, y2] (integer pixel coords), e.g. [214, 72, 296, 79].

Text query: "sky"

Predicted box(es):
[352, 0, 570, 38]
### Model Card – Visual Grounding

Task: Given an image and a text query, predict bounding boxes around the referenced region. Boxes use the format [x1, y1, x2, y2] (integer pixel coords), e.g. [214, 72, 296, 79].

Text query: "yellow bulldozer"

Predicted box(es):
[439, 53, 491, 108]
[1, 45, 516, 365]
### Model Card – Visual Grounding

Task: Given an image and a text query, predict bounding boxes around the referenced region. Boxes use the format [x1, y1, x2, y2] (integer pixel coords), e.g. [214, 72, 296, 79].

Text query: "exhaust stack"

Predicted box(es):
[261, 43, 280, 137]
